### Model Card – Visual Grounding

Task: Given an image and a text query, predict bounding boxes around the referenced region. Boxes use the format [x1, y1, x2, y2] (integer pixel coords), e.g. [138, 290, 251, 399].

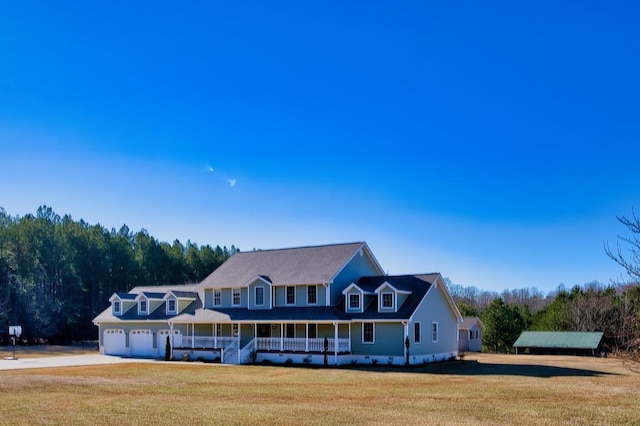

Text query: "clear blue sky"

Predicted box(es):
[1, 1, 638, 293]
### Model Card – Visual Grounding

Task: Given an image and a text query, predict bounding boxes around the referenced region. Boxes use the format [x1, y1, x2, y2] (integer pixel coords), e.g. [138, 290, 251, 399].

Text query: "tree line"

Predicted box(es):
[446, 210, 640, 359]
[0, 206, 238, 343]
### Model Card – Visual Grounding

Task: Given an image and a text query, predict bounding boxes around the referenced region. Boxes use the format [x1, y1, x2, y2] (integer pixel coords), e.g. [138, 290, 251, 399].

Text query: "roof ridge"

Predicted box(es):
[236, 241, 365, 254]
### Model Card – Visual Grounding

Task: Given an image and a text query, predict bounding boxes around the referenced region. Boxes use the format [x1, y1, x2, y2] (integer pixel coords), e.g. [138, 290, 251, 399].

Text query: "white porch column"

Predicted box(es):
[348, 323, 351, 353]
[214, 323, 217, 348]
[254, 323, 257, 339]
[333, 322, 338, 365]
[305, 323, 309, 352]
[280, 323, 284, 351]
[237, 323, 241, 364]
[191, 323, 195, 349]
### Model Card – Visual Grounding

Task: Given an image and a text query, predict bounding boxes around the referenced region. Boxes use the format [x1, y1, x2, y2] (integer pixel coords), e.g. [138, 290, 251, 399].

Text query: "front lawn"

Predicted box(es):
[0, 353, 638, 425]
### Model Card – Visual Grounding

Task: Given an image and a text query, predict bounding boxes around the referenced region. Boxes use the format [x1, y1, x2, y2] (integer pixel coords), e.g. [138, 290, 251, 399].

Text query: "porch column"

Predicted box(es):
[333, 322, 338, 365]
[214, 323, 217, 348]
[280, 323, 284, 351]
[237, 323, 241, 364]
[191, 323, 195, 349]
[254, 323, 257, 339]
[305, 323, 309, 352]
[348, 323, 351, 353]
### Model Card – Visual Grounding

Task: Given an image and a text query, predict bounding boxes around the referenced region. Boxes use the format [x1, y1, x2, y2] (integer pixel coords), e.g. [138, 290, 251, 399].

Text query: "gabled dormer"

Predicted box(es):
[164, 291, 198, 315]
[342, 283, 374, 313]
[109, 293, 136, 316]
[135, 292, 165, 315]
[375, 281, 412, 313]
[246, 276, 272, 310]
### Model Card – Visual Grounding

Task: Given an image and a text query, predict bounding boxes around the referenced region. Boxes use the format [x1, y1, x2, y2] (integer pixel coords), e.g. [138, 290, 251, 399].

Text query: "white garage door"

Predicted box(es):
[103, 329, 126, 356]
[130, 329, 154, 357]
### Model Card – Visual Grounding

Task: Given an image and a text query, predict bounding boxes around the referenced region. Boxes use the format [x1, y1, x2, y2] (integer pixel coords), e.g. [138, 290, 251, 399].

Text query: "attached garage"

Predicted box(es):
[130, 329, 154, 357]
[104, 329, 126, 356]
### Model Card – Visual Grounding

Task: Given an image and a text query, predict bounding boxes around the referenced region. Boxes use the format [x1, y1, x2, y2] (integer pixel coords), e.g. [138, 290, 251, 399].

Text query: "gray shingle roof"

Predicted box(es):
[459, 317, 484, 330]
[199, 242, 372, 288]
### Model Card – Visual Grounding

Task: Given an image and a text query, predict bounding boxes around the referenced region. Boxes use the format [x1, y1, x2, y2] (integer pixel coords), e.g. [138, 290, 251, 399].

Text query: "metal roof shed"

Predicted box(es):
[513, 331, 604, 356]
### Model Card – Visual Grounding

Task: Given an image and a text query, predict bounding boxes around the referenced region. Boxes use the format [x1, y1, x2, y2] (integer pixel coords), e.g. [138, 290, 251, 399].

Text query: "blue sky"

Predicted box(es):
[1, 1, 639, 292]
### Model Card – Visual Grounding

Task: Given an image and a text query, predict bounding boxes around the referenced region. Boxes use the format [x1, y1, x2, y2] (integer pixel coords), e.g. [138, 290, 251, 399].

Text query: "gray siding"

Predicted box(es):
[410, 282, 458, 358]
[350, 322, 404, 357]
[332, 250, 381, 304]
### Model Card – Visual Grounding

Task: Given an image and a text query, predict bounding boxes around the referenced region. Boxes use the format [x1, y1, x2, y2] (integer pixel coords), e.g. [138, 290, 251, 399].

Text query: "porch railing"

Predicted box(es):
[255, 337, 350, 353]
[181, 336, 236, 349]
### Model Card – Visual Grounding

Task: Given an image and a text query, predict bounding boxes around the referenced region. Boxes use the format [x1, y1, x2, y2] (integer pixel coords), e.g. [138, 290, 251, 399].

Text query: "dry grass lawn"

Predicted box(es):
[1, 345, 95, 359]
[0, 351, 638, 425]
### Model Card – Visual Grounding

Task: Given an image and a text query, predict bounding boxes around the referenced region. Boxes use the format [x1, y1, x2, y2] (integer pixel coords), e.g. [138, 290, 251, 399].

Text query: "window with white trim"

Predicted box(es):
[414, 322, 421, 344]
[233, 323, 239, 337]
[286, 286, 295, 305]
[432, 322, 438, 343]
[139, 300, 148, 314]
[381, 292, 394, 309]
[349, 293, 360, 310]
[232, 288, 241, 306]
[308, 324, 317, 339]
[213, 289, 221, 306]
[255, 287, 264, 306]
[113, 301, 121, 314]
[363, 322, 374, 343]
[307, 285, 317, 305]
[469, 330, 473, 340]
[167, 299, 176, 313]
[215, 324, 222, 336]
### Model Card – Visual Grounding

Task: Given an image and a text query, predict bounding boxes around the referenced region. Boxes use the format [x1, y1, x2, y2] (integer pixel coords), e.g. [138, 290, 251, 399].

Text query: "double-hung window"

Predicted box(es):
[307, 285, 317, 305]
[232, 288, 241, 306]
[414, 322, 421, 344]
[363, 322, 374, 343]
[286, 286, 295, 305]
[349, 293, 360, 310]
[255, 287, 264, 306]
[233, 323, 239, 337]
[213, 289, 221, 306]
[167, 299, 176, 313]
[381, 292, 393, 309]
[215, 324, 222, 336]
[113, 301, 121, 315]
[140, 300, 148, 314]
[432, 322, 438, 343]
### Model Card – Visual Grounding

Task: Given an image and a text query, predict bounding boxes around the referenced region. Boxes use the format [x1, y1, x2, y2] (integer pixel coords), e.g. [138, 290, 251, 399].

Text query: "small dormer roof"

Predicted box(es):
[342, 283, 374, 295]
[136, 292, 166, 301]
[374, 281, 412, 295]
[166, 291, 198, 300]
[110, 292, 137, 302]
[243, 275, 273, 287]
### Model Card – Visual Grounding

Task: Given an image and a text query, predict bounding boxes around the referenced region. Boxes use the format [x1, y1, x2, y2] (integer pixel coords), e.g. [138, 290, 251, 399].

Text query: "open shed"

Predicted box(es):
[513, 331, 604, 356]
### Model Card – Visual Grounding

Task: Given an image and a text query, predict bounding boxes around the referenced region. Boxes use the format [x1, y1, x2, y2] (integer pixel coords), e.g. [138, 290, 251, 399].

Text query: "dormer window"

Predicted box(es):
[255, 287, 264, 306]
[167, 299, 176, 313]
[349, 293, 360, 310]
[113, 301, 121, 315]
[381, 292, 394, 309]
[139, 300, 148, 314]
[286, 286, 296, 305]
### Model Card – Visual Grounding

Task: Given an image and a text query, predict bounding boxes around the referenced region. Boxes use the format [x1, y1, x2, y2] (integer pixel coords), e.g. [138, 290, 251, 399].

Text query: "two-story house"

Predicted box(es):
[93, 242, 462, 365]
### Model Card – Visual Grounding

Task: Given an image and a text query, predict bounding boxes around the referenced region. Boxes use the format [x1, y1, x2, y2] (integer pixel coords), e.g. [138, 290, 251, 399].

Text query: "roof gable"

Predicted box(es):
[199, 242, 371, 288]
[459, 317, 485, 330]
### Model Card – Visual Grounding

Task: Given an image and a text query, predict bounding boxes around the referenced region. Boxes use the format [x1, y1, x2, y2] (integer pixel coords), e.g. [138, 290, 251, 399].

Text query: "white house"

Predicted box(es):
[458, 316, 484, 352]
[93, 242, 462, 365]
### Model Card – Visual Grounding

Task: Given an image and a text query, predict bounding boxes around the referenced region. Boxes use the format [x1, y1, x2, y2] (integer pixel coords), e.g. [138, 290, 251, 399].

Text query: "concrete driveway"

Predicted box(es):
[0, 354, 158, 371]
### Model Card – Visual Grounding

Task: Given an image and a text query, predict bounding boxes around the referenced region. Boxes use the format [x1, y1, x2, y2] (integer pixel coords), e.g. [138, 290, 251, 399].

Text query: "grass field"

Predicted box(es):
[0, 350, 638, 425]
[1, 344, 96, 359]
